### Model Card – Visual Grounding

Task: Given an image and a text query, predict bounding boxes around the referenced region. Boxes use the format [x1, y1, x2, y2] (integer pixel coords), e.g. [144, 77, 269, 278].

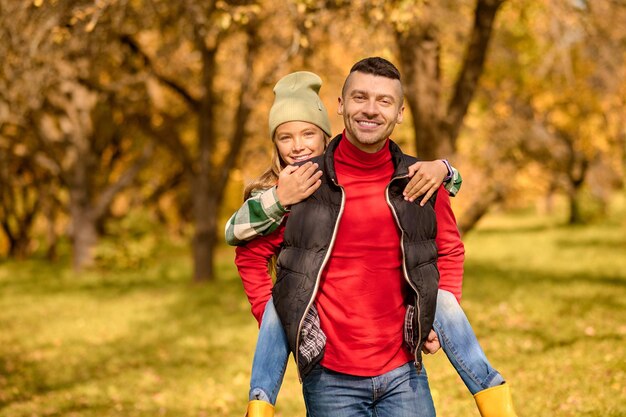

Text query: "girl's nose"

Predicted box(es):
[293, 136, 305, 151]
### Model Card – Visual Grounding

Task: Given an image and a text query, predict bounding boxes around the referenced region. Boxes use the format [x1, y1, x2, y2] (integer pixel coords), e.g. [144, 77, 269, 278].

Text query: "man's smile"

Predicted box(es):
[356, 119, 382, 129]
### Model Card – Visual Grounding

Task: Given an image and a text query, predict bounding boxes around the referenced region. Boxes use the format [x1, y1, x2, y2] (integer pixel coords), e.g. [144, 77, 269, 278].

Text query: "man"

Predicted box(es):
[271, 57, 464, 417]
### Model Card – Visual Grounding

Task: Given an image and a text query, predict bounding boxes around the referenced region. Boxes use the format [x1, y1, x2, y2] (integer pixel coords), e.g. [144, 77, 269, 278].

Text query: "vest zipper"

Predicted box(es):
[385, 175, 423, 373]
[294, 179, 346, 382]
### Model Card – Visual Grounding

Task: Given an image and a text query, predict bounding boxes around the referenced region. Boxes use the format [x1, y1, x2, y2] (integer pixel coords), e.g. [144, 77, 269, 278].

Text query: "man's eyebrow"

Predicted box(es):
[349, 89, 368, 96]
[349, 89, 396, 102]
[377, 94, 396, 102]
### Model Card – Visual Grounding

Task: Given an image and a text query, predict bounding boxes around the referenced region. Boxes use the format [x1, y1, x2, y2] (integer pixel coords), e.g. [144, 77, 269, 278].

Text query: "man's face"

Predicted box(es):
[338, 71, 404, 153]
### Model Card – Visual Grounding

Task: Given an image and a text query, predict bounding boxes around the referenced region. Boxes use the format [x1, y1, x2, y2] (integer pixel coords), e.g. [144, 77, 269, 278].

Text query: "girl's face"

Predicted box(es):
[274, 121, 326, 165]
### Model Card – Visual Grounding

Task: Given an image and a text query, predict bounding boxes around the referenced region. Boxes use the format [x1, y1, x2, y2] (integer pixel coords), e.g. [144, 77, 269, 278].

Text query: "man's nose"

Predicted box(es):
[362, 99, 379, 116]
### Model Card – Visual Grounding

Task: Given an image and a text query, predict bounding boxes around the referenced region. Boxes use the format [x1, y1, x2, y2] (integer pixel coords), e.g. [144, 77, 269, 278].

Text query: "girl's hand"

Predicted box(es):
[276, 162, 323, 207]
[421, 329, 441, 354]
[403, 160, 448, 206]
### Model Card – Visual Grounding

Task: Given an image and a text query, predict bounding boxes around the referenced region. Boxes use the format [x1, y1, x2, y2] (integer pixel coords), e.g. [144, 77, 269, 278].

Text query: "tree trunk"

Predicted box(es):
[1, 219, 33, 260]
[458, 185, 504, 235]
[3, 233, 18, 259]
[0, 185, 40, 260]
[560, 131, 589, 225]
[441, 0, 503, 152]
[70, 206, 98, 270]
[567, 184, 584, 225]
[7, 233, 31, 260]
[396, 26, 443, 160]
[126, 15, 262, 283]
[69, 181, 98, 270]
[44, 199, 59, 261]
[191, 174, 218, 282]
[192, 39, 218, 282]
[395, 0, 504, 160]
[189, 22, 259, 282]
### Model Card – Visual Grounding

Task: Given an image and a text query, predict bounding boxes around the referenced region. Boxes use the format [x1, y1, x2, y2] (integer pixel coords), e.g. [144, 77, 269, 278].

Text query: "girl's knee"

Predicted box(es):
[437, 290, 459, 313]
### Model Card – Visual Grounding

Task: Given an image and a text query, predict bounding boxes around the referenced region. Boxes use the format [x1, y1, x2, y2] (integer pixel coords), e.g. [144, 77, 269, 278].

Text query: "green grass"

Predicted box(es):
[1, 207, 625, 417]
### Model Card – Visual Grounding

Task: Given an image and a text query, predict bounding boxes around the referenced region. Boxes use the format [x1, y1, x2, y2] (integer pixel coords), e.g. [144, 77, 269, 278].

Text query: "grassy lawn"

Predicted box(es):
[1, 206, 625, 417]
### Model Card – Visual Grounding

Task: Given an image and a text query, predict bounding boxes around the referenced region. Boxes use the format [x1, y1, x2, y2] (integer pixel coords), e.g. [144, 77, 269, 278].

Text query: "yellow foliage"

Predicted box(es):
[493, 101, 512, 118]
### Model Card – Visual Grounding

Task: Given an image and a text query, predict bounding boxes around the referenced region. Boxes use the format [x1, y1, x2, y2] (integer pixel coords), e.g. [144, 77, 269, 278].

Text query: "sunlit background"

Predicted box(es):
[1, 0, 625, 416]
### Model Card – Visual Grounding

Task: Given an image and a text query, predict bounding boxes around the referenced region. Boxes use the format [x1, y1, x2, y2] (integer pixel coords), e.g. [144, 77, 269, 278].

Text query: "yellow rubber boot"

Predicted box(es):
[474, 384, 518, 417]
[245, 400, 275, 417]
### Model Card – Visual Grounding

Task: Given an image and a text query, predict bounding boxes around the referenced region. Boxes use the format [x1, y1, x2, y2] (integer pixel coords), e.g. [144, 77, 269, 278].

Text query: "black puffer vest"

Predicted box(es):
[272, 135, 440, 379]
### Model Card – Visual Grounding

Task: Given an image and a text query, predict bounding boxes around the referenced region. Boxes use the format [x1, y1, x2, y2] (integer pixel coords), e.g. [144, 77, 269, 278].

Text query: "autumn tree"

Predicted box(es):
[385, 0, 506, 160]
[0, 129, 41, 258]
[473, 0, 626, 225]
[116, 0, 312, 281]
[0, 0, 153, 268]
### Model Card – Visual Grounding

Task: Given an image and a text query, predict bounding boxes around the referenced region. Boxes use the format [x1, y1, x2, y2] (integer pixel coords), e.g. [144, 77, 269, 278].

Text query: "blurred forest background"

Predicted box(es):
[1, 0, 625, 416]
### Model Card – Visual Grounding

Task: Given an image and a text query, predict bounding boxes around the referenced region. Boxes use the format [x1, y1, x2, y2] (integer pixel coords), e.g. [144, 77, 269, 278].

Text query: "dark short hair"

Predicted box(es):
[349, 57, 401, 80]
[342, 57, 402, 97]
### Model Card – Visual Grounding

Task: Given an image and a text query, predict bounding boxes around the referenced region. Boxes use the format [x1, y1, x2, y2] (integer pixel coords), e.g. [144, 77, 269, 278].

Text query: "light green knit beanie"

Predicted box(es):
[268, 71, 332, 140]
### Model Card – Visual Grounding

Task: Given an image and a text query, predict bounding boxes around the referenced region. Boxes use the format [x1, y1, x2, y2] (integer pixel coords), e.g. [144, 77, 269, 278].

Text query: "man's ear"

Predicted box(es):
[397, 104, 405, 124]
[337, 97, 344, 115]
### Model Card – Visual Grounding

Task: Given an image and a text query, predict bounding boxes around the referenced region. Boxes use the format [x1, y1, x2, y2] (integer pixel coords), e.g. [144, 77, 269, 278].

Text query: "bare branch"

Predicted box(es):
[119, 34, 201, 111]
[141, 113, 195, 172]
[143, 169, 185, 206]
[443, 0, 505, 149]
[215, 22, 260, 191]
[92, 143, 154, 220]
[29, 111, 71, 186]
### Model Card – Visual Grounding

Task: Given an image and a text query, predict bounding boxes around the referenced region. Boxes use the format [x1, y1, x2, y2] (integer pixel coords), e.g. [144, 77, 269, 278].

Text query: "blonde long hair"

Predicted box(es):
[242, 133, 330, 276]
[243, 145, 286, 200]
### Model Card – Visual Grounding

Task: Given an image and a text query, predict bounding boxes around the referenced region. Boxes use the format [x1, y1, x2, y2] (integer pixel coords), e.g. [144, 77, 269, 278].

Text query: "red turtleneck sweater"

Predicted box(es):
[235, 135, 464, 375]
[316, 136, 412, 375]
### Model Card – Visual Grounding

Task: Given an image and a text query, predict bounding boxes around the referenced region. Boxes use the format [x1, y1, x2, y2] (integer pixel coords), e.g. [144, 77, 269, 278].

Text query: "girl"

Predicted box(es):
[226, 71, 517, 417]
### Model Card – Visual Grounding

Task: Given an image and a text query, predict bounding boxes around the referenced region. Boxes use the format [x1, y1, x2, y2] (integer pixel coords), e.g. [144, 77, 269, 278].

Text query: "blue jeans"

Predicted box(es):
[303, 362, 435, 417]
[433, 290, 505, 394]
[249, 290, 504, 404]
[249, 297, 289, 404]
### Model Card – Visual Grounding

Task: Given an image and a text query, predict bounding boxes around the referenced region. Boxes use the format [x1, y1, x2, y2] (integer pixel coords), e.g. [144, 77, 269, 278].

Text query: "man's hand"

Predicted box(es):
[276, 162, 323, 207]
[421, 329, 441, 354]
[403, 160, 448, 206]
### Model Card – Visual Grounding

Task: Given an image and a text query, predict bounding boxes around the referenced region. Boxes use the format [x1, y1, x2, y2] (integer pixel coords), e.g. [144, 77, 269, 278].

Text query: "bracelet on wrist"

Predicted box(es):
[441, 159, 453, 182]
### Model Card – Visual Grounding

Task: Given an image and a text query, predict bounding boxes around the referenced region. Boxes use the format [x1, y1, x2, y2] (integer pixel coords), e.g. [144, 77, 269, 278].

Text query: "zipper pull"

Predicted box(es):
[415, 359, 423, 374]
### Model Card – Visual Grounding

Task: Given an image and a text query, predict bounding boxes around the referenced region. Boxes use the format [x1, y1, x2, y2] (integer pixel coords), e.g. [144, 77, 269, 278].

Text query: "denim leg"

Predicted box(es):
[302, 363, 435, 417]
[434, 290, 505, 395]
[302, 365, 372, 417]
[373, 363, 436, 417]
[249, 297, 290, 405]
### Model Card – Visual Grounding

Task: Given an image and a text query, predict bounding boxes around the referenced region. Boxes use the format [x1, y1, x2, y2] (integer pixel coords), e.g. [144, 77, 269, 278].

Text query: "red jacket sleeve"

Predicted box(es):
[235, 223, 285, 326]
[434, 185, 465, 301]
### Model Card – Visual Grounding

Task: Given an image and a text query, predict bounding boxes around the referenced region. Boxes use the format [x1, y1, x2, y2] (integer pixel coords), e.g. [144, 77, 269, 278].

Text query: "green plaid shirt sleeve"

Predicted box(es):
[224, 186, 289, 246]
[444, 165, 463, 197]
